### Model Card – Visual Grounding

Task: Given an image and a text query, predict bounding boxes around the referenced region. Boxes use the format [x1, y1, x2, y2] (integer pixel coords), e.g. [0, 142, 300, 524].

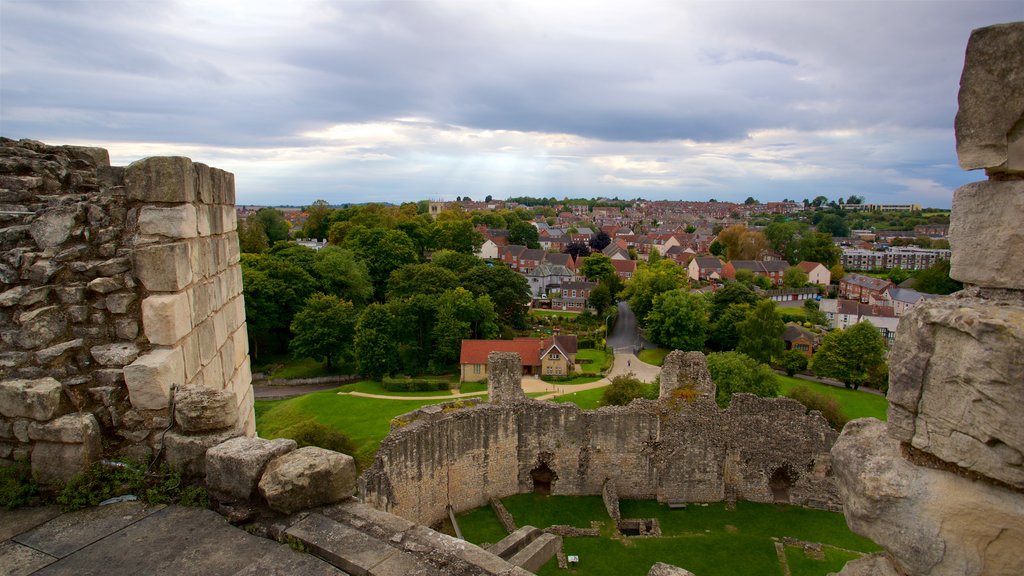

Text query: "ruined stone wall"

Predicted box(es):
[362, 352, 841, 525]
[0, 139, 253, 482]
[831, 22, 1024, 576]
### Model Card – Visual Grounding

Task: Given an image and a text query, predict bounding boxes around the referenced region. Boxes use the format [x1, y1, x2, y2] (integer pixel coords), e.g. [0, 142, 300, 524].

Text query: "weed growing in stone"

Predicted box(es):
[56, 461, 209, 512]
[0, 461, 38, 509]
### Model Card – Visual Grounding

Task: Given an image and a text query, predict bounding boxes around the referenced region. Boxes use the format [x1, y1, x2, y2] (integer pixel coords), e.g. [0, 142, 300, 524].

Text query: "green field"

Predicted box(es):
[777, 376, 888, 421]
[457, 496, 878, 576]
[637, 348, 669, 366]
[576, 348, 613, 373]
[530, 310, 583, 319]
[552, 386, 607, 409]
[338, 379, 462, 398]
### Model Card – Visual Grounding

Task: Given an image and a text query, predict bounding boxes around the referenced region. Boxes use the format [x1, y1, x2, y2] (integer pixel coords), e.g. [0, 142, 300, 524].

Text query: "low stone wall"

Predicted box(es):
[0, 139, 254, 481]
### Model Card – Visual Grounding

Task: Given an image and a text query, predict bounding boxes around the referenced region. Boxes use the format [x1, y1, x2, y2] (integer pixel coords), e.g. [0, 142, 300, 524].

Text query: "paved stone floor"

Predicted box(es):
[0, 502, 346, 576]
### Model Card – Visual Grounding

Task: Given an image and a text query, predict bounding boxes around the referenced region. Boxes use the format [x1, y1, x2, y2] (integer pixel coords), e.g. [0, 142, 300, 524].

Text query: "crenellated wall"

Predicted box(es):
[361, 352, 840, 526]
[0, 139, 254, 482]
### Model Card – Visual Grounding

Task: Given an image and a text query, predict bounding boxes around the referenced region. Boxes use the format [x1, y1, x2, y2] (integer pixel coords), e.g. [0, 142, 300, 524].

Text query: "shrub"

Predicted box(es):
[277, 420, 357, 456]
[381, 379, 450, 392]
[785, 386, 850, 430]
[706, 351, 779, 407]
[577, 338, 596, 349]
[56, 461, 208, 512]
[601, 374, 657, 406]
[779, 349, 809, 376]
[0, 461, 37, 509]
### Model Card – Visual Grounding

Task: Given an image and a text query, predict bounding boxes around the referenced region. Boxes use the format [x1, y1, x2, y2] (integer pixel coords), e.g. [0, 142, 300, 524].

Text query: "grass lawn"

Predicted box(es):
[255, 390, 445, 466]
[456, 497, 879, 576]
[637, 348, 669, 367]
[458, 381, 488, 394]
[339, 380, 459, 398]
[576, 348, 612, 373]
[543, 375, 605, 385]
[531, 310, 582, 319]
[552, 386, 608, 410]
[776, 376, 888, 421]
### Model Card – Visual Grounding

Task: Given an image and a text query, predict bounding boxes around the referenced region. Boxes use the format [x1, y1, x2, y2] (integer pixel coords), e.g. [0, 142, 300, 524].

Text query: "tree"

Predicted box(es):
[779, 349, 809, 376]
[802, 299, 829, 326]
[810, 321, 887, 389]
[508, 219, 540, 248]
[238, 218, 269, 254]
[783, 266, 809, 288]
[736, 300, 785, 364]
[785, 385, 848, 430]
[458, 264, 531, 329]
[353, 304, 398, 380]
[432, 250, 483, 273]
[707, 303, 751, 351]
[312, 246, 373, 306]
[430, 219, 483, 253]
[764, 221, 808, 264]
[302, 199, 333, 240]
[744, 196, 757, 205]
[622, 259, 688, 324]
[344, 227, 418, 300]
[709, 240, 725, 257]
[645, 289, 707, 351]
[580, 254, 616, 283]
[588, 282, 614, 317]
[588, 231, 612, 251]
[289, 293, 356, 369]
[386, 263, 460, 300]
[816, 214, 850, 238]
[706, 351, 779, 407]
[811, 195, 828, 207]
[251, 208, 290, 245]
[887, 267, 911, 284]
[685, 224, 697, 234]
[241, 253, 317, 358]
[829, 263, 846, 282]
[716, 224, 770, 260]
[798, 232, 842, 268]
[708, 282, 759, 323]
[601, 373, 654, 406]
[913, 260, 962, 295]
[564, 240, 591, 260]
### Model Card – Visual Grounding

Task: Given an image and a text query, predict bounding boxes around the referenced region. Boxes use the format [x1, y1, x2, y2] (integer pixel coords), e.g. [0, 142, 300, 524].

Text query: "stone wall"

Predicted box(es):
[831, 22, 1024, 576]
[361, 351, 840, 525]
[0, 139, 254, 482]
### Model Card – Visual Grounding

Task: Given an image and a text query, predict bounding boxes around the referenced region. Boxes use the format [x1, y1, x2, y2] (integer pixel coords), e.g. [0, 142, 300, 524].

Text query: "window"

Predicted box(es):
[550, 353, 560, 360]
[474, 365, 481, 374]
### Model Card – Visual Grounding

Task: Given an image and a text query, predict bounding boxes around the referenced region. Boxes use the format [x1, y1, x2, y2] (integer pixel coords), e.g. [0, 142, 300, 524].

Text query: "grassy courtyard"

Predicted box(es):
[776, 376, 888, 421]
[457, 495, 878, 576]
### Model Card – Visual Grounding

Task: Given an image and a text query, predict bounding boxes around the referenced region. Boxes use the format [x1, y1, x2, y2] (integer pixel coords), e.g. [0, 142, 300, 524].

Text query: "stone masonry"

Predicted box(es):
[0, 139, 254, 482]
[831, 22, 1024, 576]
[361, 351, 840, 526]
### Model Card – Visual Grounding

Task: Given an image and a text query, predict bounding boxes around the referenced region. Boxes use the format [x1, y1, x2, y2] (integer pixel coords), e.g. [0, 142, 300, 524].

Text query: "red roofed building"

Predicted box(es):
[611, 258, 637, 280]
[459, 335, 578, 382]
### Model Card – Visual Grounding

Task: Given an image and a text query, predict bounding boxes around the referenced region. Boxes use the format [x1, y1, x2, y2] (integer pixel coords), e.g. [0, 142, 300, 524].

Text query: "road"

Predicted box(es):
[607, 300, 653, 352]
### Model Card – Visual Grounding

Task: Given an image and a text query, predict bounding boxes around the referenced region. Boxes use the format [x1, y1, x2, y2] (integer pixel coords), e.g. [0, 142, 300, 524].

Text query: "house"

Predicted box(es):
[459, 335, 578, 382]
[757, 286, 819, 303]
[664, 245, 696, 266]
[839, 273, 894, 303]
[823, 299, 898, 345]
[782, 323, 818, 357]
[526, 261, 576, 297]
[727, 260, 789, 286]
[602, 241, 631, 260]
[475, 228, 509, 259]
[611, 258, 637, 280]
[551, 280, 597, 312]
[688, 256, 726, 282]
[797, 261, 831, 286]
[880, 287, 935, 317]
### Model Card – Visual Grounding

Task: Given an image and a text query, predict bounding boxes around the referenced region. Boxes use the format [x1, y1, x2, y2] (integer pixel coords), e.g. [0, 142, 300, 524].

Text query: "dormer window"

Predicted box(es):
[550, 353, 560, 360]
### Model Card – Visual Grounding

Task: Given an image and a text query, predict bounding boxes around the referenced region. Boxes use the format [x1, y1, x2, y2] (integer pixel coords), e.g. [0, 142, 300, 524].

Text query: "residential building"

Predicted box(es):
[796, 261, 831, 286]
[782, 323, 818, 357]
[526, 261, 577, 297]
[839, 273, 894, 303]
[841, 247, 950, 271]
[880, 287, 935, 317]
[757, 286, 819, 303]
[688, 256, 726, 282]
[611, 259, 637, 280]
[843, 203, 922, 212]
[551, 280, 597, 312]
[727, 260, 789, 286]
[819, 299, 899, 346]
[459, 335, 578, 382]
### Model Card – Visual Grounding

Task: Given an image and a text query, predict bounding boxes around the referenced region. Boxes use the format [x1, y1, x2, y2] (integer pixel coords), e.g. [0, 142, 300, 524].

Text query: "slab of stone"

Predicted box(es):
[887, 290, 1024, 488]
[955, 22, 1024, 172]
[0, 378, 63, 421]
[487, 352, 526, 404]
[205, 436, 296, 500]
[833, 553, 900, 576]
[142, 292, 193, 346]
[507, 532, 560, 573]
[13, 501, 165, 559]
[230, 546, 346, 576]
[949, 180, 1024, 289]
[133, 241, 193, 292]
[487, 526, 541, 560]
[163, 428, 239, 478]
[89, 342, 140, 367]
[647, 562, 697, 576]
[138, 204, 198, 239]
[16, 305, 66, 350]
[124, 347, 184, 411]
[124, 156, 195, 203]
[0, 505, 61, 541]
[285, 513, 431, 576]
[36, 339, 84, 364]
[29, 207, 78, 249]
[259, 447, 357, 514]
[175, 387, 237, 433]
[0, 540, 57, 576]
[659, 350, 715, 400]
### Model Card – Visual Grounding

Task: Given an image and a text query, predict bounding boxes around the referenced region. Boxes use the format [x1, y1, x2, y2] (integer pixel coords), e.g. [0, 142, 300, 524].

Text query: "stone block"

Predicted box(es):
[231, 327, 247, 371]
[124, 347, 184, 411]
[230, 357, 252, 406]
[114, 318, 139, 340]
[29, 206, 78, 249]
[647, 563, 697, 576]
[659, 351, 715, 400]
[211, 167, 235, 205]
[182, 332, 201, 381]
[259, 447, 357, 514]
[138, 204, 198, 239]
[488, 352, 526, 404]
[133, 242, 193, 292]
[87, 276, 121, 294]
[205, 436, 297, 500]
[197, 317, 217, 366]
[212, 308, 228, 348]
[174, 387, 238, 432]
[28, 412, 100, 443]
[163, 428, 239, 477]
[189, 236, 213, 280]
[955, 22, 1024, 172]
[31, 440, 103, 484]
[125, 156, 196, 203]
[949, 180, 1024, 289]
[888, 291, 1024, 488]
[35, 339, 83, 364]
[285, 513, 426, 576]
[219, 337, 235, 382]
[16, 306, 66, 350]
[832, 418, 1024, 576]
[105, 291, 136, 314]
[0, 286, 28, 307]
[199, 354, 224, 390]
[142, 292, 192, 346]
[196, 204, 212, 236]
[194, 162, 214, 204]
[90, 342, 140, 367]
[221, 205, 237, 233]
[225, 233, 240, 265]
[0, 378, 63, 420]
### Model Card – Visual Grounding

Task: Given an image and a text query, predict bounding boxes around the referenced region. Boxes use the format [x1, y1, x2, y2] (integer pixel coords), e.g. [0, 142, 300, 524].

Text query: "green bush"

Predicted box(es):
[277, 420, 357, 456]
[381, 380, 450, 392]
[0, 461, 37, 509]
[577, 338, 596, 349]
[56, 461, 208, 512]
[785, 385, 850, 431]
[601, 374, 658, 406]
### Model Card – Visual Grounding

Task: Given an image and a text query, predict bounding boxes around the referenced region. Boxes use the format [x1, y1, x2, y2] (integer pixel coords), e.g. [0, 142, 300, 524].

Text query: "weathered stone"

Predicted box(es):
[163, 429, 238, 477]
[92, 369, 125, 386]
[133, 242, 193, 292]
[174, 387, 238, 433]
[833, 418, 1024, 576]
[16, 306, 66, 349]
[105, 291, 135, 314]
[0, 378, 63, 420]
[887, 290, 1024, 488]
[141, 293, 192, 345]
[124, 156, 196, 203]
[124, 347, 184, 410]
[54, 284, 85, 305]
[949, 180, 1024, 289]
[89, 342, 140, 367]
[19, 286, 51, 307]
[35, 339, 83, 364]
[27, 259, 60, 284]
[13, 420, 29, 443]
[114, 317, 139, 340]
[833, 553, 901, 576]
[29, 206, 78, 249]
[659, 351, 715, 400]
[28, 412, 100, 443]
[647, 562, 697, 576]
[955, 22, 1024, 172]
[86, 276, 121, 294]
[31, 440, 103, 484]
[94, 257, 131, 276]
[0, 351, 29, 368]
[138, 204, 198, 239]
[0, 286, 28, 307]
[259, 447, 357, 514]
[487, 352, 526, 404]
[205, 436, 297, 500]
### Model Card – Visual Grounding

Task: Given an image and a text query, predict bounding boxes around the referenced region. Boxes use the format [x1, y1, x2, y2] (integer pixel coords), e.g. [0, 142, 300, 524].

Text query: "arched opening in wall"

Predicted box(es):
[769, 464, 798, 503]
[531, 462, 556, 495]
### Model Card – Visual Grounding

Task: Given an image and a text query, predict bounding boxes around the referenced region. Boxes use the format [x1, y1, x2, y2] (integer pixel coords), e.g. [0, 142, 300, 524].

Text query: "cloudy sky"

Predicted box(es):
[2, 1, 1020, 207]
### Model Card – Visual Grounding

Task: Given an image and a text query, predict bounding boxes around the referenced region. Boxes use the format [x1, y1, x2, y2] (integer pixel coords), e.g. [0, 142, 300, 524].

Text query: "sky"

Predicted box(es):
[2, 1, 1021, 208]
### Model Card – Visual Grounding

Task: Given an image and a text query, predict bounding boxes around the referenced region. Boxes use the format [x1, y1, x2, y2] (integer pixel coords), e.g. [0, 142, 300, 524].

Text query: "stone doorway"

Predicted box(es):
[769, 465, 798, 503]
[531, 462, 556, 495]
